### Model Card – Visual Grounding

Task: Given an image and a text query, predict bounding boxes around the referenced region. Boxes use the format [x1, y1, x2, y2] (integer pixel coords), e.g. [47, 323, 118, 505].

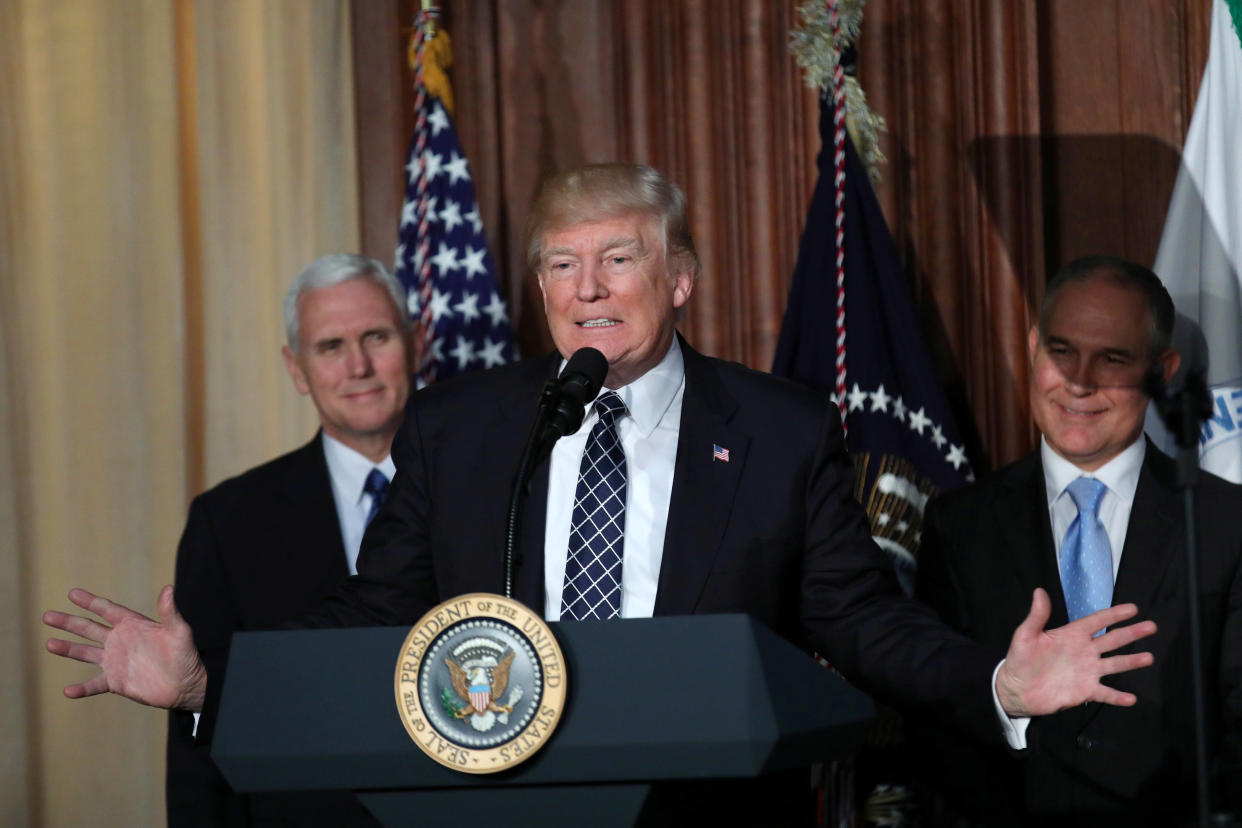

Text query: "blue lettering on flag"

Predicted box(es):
[1200, 388, 1242, 447]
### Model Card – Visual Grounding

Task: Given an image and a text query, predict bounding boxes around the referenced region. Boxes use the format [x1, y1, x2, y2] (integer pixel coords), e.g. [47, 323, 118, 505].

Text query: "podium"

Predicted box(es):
[212, 614, 875, 826]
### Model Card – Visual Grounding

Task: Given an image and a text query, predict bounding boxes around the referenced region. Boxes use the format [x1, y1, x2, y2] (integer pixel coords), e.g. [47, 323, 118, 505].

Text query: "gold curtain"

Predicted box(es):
[0, 2, 358, 824]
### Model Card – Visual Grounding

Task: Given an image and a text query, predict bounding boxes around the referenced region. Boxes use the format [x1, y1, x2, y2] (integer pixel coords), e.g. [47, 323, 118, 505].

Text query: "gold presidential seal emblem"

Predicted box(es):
[394, 593, 566, 774]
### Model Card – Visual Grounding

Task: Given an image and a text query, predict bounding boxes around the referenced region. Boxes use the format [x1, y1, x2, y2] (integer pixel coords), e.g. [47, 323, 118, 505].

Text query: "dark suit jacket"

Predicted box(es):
[297, 339, 999, 737]
[914, 442, 1242, 826]
[168, 435, 378, 827]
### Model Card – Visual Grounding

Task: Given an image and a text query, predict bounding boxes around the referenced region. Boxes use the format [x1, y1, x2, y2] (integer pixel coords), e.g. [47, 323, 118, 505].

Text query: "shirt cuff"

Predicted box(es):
[992, 660, 1030, 750]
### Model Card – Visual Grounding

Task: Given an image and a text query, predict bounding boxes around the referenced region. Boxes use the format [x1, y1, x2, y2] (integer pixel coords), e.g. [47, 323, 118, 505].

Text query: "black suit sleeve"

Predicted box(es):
[909, 495, 1023, 822]
[167, 495, 248, 827]
[794, 405, 1002, 745]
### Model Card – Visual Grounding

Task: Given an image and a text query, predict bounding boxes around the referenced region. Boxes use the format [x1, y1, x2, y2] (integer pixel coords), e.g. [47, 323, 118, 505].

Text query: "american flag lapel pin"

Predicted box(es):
[712, 444, 730, 463]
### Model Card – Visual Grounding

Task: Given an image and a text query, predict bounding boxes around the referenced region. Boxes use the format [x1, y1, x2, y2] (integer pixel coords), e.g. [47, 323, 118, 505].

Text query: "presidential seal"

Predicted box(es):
[394, 593, 566, 774]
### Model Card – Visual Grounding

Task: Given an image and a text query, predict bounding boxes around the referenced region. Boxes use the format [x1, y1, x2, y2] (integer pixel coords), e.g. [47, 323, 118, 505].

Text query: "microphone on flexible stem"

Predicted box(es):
[1145, 366, 1213, 487]
[504, 347, 609, 599]
[536, 347, 610, 445]
[1147, 366, 1231, 828]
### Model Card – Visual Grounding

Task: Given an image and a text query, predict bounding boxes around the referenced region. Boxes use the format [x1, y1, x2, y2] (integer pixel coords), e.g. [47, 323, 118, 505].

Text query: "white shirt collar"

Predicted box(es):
[1040, 435, 1145, 507]
[559, 337, 685, 438]
[321, 432, 396, 504]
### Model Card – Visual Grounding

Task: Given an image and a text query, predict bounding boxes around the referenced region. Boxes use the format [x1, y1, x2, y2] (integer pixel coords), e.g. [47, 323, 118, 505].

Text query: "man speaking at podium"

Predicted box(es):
[46, 164, 1158, 821]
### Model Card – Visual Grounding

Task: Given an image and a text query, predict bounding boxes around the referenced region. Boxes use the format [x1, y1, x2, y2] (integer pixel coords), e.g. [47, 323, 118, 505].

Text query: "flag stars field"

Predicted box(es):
[454, 292, 480, 322]
[482, 293, 509, 327]
[444, 151, 470, 183]
[837, 380, 972, 478]
[440, 199, 464, 232]
[869, 384, 891, 412]
[394, 61, 518, 384]
[426, 102, 450, 135]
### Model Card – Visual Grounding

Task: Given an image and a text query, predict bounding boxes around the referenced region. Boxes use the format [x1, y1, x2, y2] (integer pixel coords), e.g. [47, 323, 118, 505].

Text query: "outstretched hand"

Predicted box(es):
[43, 585, 208, 711]
[996, 587, 1156, 718]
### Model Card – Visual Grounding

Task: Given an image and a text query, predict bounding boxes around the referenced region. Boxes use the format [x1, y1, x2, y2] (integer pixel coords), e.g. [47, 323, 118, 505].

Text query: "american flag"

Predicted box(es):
[712, 444, 730, 463]
[394, 93, 518, 386]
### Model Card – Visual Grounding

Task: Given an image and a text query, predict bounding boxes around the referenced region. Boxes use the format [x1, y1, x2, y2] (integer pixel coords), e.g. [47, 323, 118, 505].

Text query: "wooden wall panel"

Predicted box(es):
[350, 0, 406, 266]
[353, 0, 1212, 470]
[1039, 0, 1207, 268]
[854, 0, 1209, 467]
[858, 0, 1045, 467]
[357, 1, 818, 369]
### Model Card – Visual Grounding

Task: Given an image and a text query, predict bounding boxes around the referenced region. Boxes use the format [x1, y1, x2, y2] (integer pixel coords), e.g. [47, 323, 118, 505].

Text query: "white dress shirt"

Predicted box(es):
[322, 433, 396, 575]
[1042, 435, 1144, 578]
[999, 435, 1146, 748]
[543, 339, 685, 620]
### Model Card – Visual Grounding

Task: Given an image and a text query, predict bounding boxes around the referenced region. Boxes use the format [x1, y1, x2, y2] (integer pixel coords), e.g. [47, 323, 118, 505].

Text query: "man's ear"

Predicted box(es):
[1159, 348, 1182, 384]
[671, 266, 695, 309]
[282, 345, 311, 395]
[535, 270, 549, 306]
[1027, 325, 1040, 364]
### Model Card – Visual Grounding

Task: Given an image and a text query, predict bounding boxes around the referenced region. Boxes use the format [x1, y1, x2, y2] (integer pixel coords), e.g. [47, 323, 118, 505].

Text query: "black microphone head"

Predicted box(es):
[559, 347, 608, 401]
[539, 347, 609, 443]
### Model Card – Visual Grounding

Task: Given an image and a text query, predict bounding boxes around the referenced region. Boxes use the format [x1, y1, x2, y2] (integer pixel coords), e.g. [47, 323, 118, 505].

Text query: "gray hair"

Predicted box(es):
[283, 254, 409, 351]
[525, 163, 701, 279]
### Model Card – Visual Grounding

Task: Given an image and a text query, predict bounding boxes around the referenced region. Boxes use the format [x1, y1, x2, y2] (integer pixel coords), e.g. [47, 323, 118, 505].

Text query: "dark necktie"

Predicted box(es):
[363, 468, 390, 526]
[561, 391, 628, 620]
[1059, 476, 1113, 627]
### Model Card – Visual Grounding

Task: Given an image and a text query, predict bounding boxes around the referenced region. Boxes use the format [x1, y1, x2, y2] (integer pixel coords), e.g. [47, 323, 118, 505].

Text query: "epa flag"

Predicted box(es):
[1148, 0, 1242, 483]
[394, 94, 518, 386]
[773, 97, 973, 591]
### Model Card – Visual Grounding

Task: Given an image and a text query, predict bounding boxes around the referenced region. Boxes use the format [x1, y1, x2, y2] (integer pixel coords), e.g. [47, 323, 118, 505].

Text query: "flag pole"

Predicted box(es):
[410, 3, 441, 385]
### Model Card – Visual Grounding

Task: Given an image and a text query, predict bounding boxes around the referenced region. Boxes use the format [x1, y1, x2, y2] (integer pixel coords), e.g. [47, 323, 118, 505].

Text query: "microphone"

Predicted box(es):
[504, 347, 609, 599]
[537, 347, 609, 444]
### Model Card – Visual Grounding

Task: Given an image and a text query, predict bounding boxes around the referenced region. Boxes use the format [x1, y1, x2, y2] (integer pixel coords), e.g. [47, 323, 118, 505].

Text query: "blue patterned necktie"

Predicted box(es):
[363, 468, 390, 526]
[562, 391, 628, 620]
[1059, 476, 1113, 626]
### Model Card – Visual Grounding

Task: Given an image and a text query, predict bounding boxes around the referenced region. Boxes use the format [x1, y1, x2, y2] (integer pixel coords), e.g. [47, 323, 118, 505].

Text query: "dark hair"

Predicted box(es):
[1040, 255, 1174, 357]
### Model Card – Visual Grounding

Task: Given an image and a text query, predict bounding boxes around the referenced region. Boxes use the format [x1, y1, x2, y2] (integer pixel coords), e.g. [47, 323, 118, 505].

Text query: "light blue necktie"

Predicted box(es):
[1059, 476, 1113, 627]
[562, 392, 628, 620]
[363, 468, 390, 526]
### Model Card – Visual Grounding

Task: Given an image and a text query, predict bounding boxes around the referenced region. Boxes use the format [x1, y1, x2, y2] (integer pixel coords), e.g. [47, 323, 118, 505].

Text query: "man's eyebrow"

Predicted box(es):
[543, 237, 645, 259]
[600, 236, 641, 251]
[1044, 334, 1138, 358]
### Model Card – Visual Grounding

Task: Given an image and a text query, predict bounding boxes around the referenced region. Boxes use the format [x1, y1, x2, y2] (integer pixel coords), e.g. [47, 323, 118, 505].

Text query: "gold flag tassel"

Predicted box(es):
[408, 3, 455, 116]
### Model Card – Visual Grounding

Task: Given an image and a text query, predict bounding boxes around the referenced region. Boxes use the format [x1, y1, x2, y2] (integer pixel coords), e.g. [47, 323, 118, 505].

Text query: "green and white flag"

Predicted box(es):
[1149, 0, 1242, 482]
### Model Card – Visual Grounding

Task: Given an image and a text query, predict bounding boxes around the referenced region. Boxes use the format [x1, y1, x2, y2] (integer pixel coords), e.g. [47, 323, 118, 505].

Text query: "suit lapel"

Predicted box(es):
[1005, 454, 1070, 628]
[652, 340, 750, 616]
[281, 434, 349, 579]
[1057, 443, 1177, 733]
[1111, 445, 1178, 613]
[1057, 447, 1180, 733]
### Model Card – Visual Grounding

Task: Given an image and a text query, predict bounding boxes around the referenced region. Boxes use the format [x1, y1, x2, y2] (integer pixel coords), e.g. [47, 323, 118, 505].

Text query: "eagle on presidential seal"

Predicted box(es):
[443, 637, 523, 732]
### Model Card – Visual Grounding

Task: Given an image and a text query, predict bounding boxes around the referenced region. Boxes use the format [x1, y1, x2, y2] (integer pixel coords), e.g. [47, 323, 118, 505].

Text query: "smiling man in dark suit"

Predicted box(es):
[47, 169, 1162, 826]
[165, 254, 413, 826]
[301, 167, 1154, 742]
[914, 255, 1242, 826]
